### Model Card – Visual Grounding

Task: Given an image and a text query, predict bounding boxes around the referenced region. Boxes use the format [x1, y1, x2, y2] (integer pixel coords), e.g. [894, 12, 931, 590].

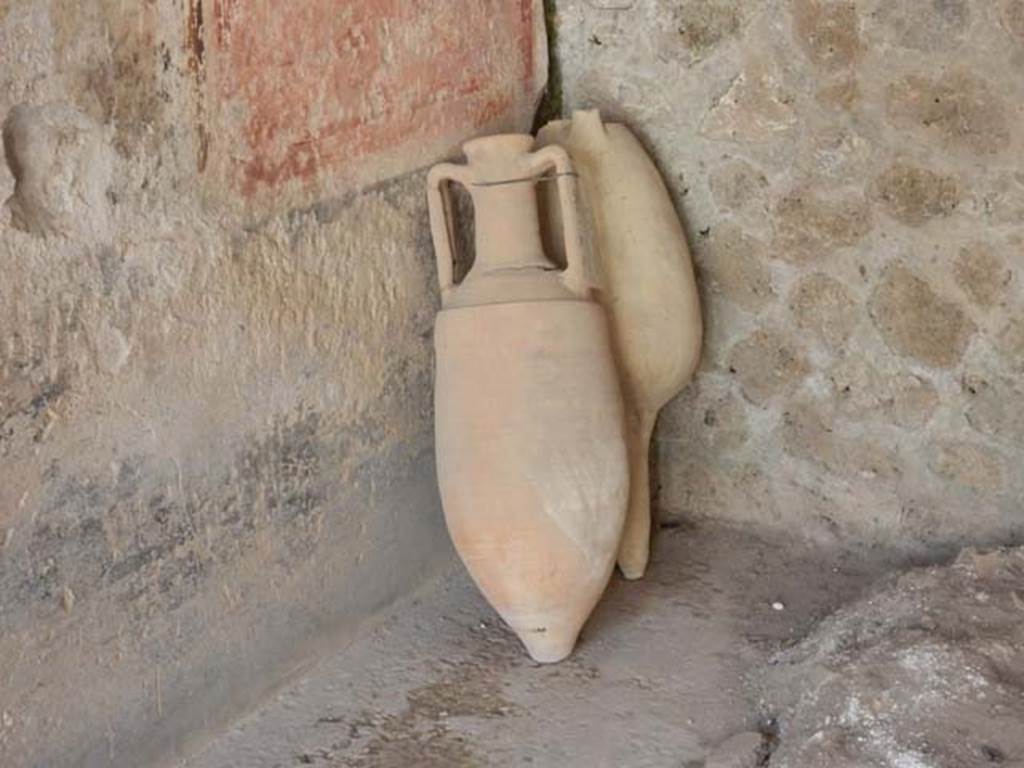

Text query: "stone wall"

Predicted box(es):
[0, 2, 544, 766]
[552, 0, 1023, 551]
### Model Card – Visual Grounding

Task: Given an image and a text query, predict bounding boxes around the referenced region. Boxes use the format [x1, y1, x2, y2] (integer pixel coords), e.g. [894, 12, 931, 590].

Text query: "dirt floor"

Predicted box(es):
[182, 521, 917, 767]
[760, 546, 1024, 768]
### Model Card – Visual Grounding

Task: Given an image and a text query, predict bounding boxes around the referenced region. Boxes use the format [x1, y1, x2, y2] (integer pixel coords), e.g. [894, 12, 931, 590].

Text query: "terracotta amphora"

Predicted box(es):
[428, 135, 629, 663]
[538, 111, 703, 580]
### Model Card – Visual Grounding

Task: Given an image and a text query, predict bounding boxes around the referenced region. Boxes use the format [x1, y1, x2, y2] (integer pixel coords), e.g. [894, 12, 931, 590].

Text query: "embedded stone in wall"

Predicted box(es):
[815, 77, 860, 111]
[887, 71, 1011, 156]
[928, 440, 1007, 492]
[91, 319, 131, 375]
[867, 0, 971, 51]
[698, 390, 751, 453]
[700, 60, 797, 142]
[963, 374, 1024, 443]
[887, 374, 941, 430]
[871, 163, 961, 226]
[977, 173, 1024, 225]
[791, 0, 862, 72]
[727, 328, 809, 406]
[2, 102, 112, 241]
[1002, 0, 1024, 39]
[708, 158, 769, 216]
[954, 243, 1012, 309]
[780, 399, 901, 480]
[996, 316, 1024, 371]
[801, 128, 874, 181]
[657, 379, 751, 454]
[198, 0, 545, 214]
[789, 273, 857, 347]
[696, 224, 774, 312]
[773, 187, 871, 263]
[869, 265, 975, 368]
[653, 448, 717, 520]
[670, 1, 745, 65]
[829, 355, 939, 429]
[655, 448, 773, 524]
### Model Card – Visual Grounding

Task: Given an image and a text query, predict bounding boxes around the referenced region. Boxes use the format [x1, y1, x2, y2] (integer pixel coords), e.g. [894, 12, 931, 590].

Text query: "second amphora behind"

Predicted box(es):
[428, 135, 630, 663]
[537, 110, 702, 580]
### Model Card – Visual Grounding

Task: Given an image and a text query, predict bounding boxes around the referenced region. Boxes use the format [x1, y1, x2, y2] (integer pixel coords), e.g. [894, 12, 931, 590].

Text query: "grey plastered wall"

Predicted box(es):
[0, 173, 451, 767]
[551, 0, 1023, 551]
[0, 2, 543, 766]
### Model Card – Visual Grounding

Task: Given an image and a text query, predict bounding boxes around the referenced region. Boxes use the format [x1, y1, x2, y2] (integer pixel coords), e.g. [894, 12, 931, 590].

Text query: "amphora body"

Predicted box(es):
[538, 111, 703, 580]
[428, 135, 629, 663]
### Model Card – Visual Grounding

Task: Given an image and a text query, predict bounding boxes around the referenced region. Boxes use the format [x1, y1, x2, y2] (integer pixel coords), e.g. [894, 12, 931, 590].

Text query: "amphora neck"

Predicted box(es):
[469, 180, 553, 274]
[428, 133, 588, 309]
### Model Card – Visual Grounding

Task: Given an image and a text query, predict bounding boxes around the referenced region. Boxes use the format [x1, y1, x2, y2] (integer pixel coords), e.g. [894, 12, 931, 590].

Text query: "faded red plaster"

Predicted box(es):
[519, 0, 536, 83]
[186, 0, 210, 172]
[203, 0, 537, 198]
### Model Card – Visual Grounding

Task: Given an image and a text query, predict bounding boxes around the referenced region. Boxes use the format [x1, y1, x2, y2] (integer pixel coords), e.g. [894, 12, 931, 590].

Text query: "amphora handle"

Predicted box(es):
[526, 145, 587, 296]
[427, 163, 474, 302]
[427, 144, 587, 301]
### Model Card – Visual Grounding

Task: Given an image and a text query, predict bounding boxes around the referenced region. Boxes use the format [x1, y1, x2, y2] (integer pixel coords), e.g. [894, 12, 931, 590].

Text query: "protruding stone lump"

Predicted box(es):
[2, 102, 113, 241]
[869, 264, 975, 368]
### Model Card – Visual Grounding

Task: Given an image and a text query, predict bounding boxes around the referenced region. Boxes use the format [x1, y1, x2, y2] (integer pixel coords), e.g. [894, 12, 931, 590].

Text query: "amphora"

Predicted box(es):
[428, 135, 629, 662]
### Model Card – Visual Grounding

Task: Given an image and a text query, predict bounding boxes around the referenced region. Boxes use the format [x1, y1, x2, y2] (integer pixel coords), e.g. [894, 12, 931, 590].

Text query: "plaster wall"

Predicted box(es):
[552, 0, 1024, 552]
[0, 2, 544, 766]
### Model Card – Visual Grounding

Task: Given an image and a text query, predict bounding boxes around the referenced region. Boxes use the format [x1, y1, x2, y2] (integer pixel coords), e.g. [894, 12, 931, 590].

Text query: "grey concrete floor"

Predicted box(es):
[181, 522, 895, 768]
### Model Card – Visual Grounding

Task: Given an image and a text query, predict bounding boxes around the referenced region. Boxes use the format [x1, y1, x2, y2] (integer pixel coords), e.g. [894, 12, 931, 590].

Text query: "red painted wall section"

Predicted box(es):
[198, 0, 545, 212]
